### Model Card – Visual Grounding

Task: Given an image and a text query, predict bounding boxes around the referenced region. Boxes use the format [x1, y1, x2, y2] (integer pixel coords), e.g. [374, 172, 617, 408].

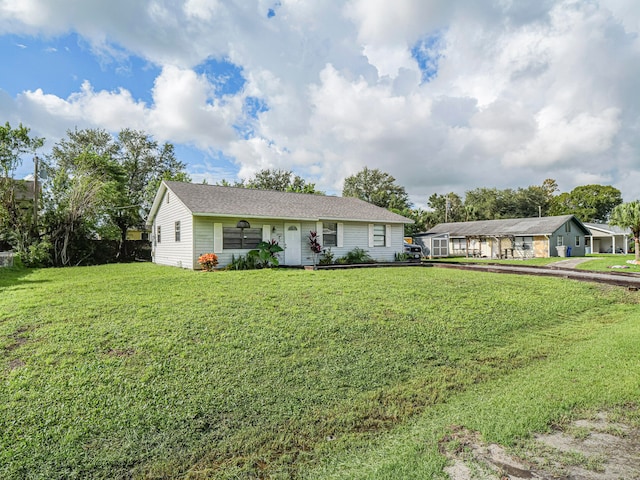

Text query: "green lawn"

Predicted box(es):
[576, 254, 640, 272]
[426, 256, 563, 266]
[1, 264, 639, 479]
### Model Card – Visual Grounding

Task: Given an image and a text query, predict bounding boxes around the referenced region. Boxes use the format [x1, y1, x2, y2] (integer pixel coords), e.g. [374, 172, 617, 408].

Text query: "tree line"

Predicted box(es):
[2, 120, 638, 266]
[1, 122, 189, 267]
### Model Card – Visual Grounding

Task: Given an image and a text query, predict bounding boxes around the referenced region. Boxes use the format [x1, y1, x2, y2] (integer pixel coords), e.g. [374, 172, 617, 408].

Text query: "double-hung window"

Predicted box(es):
[156, 225, 161, 243]
[175, 221, 181, 242]
[323, 222, 337, 247]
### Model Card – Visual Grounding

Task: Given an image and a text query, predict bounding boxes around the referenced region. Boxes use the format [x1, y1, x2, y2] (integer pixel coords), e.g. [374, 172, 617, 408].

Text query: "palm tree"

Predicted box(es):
[609, 201, 640, 262]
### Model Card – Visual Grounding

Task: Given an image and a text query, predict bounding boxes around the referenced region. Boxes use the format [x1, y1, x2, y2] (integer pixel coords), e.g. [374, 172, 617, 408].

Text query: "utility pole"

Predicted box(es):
[445, 194, 450, 223]
[33, 156, 39, 229]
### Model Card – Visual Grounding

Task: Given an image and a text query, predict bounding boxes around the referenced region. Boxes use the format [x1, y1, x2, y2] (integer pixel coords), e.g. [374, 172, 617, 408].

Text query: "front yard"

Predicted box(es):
[1, 264, 639, 478]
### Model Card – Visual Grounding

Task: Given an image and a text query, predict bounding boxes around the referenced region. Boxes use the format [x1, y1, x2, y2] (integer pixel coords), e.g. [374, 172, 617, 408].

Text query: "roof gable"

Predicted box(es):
[148, 181, 413, 225]
[423, 215, 590, 237]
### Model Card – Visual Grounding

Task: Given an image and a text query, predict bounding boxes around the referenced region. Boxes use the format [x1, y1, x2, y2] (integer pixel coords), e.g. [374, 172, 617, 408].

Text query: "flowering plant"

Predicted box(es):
[198, 253, 219, 271]
[308, 231, 322, 266]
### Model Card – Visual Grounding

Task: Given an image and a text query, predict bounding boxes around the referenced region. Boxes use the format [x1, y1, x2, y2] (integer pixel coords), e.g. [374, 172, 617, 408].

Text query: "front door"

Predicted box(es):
[284, 223, 302, 265]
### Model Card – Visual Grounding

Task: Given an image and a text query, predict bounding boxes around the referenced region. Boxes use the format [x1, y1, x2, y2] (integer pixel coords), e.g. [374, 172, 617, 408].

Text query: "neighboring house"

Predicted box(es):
[583, 223, 631, 254]
[126, 226, 150, 241]
[412, 232, 449, 258]
[414, 215, 590, 259]
[146, 181, 413, 269]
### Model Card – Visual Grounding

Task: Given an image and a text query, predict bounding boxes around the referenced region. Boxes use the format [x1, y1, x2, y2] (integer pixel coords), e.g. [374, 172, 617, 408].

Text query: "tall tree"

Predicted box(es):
[342, 167, 410, 210]
[234, 168, 323, 194]
[0, 122, 45, 257]
[427, 192, 464, 224]
[43, 149, 122, 266]
[464, 187, 501, 219]
[609, 201, 640, 262]
[464, 181, 553, 220]
[549, 184, 622, 222]
[115, 130, 189, 258]
[45, 128, 190, 263]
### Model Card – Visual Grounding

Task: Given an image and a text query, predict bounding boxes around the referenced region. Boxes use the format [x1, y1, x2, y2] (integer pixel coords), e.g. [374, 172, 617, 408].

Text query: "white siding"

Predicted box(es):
[193, 217, 286, 268]
[319, 222, 404, 264]
[157, 209, 407, 268]
[152, 190, 193, 269]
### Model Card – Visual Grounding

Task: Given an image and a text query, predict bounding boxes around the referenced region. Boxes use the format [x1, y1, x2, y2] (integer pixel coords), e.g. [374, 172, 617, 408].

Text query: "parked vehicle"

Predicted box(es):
[403, 242, 423, 260]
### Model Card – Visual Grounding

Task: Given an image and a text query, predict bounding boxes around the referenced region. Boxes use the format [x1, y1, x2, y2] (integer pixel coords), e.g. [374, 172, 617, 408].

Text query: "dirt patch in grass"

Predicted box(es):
[440, 408, 640, 479]
[7, 358, 25, 370]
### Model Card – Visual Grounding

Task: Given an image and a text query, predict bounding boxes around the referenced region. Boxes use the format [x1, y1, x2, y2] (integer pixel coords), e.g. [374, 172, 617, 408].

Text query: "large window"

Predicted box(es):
[223, 227, 262, 249]
[373, 224, 386, 247]
[451, 238, 466, 253]
[175, 221, 181, 242]
[323, 222, 337, 247]
[514, 236, 533, 251]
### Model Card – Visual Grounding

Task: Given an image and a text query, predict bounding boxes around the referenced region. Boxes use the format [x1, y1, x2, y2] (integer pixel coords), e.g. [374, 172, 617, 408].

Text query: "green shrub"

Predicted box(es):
[337, 247, 373, 264]
[319, 248, 335, 265]
[394, 252, 411, 262]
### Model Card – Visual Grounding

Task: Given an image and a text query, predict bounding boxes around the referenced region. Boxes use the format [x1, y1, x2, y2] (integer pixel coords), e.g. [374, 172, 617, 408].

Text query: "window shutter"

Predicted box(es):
[368, 224, 374, 248]
[213, 223, 223, 253]
[316, 221, 323, 245]
[337, 223, 344, 247]
[262, 225, 271, 242]
[386, 224, 392, 248]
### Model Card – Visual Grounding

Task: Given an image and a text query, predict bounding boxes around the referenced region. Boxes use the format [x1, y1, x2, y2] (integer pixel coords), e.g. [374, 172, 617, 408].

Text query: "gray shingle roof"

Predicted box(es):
[583, 223, 631, 235]
[422, 215, 589, 237]
[159, 181, 412, 223]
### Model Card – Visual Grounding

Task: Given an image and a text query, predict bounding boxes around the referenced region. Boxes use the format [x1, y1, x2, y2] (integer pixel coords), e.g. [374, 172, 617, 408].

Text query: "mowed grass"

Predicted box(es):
[577, 254, 640, 272]
[427, 256, 562, 266]
[1, 264, 639, 479]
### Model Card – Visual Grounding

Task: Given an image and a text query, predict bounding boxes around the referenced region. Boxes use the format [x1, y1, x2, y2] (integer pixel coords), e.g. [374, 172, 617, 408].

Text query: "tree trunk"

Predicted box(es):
[117, 224, 128, 260]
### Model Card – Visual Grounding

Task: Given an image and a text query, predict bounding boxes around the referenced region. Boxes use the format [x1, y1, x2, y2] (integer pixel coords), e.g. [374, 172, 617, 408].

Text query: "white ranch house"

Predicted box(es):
[414, 215, 591, 259]
[147, 181, 413, 269]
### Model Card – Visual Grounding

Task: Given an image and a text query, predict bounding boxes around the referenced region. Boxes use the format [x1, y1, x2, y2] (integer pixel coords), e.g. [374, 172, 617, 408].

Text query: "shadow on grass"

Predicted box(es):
[0, 267, 40, 292]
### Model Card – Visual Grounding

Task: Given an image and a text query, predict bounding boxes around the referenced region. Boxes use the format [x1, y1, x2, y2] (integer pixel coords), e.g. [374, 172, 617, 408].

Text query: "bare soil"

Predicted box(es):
[439, 408, 640, 479]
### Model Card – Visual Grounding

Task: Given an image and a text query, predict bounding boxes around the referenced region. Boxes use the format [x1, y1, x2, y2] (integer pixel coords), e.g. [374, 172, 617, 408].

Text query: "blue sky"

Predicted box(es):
[1, 0, 639, 206]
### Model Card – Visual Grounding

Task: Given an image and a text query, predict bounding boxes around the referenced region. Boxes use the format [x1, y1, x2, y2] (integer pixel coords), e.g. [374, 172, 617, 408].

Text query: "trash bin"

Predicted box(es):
[556, 245, 567, 257]
[567, 246, 572, 257]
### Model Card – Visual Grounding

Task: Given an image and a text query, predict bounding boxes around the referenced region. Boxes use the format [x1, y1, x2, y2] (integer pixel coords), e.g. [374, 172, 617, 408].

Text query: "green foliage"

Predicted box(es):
[342, 167, 411, 210]
[42, 128, 189, 265]
[549, 184, 623, 222]
[226, 253, 259, 270]
[15, 238, 51, 267]
[394, 251, 412, 261]
[336, 247, 373, 264]
[427, 192, 465, 223]
[1, 265, 638, 479]
[0, 122, 45, 256]
[250, 240, 284, 268]
[463, 183, 552, 220]
[609, 200, 640, 261]
[226, 241, 284, 270]
[319, 248, 335, 265]
[224, 169, 324, 194]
